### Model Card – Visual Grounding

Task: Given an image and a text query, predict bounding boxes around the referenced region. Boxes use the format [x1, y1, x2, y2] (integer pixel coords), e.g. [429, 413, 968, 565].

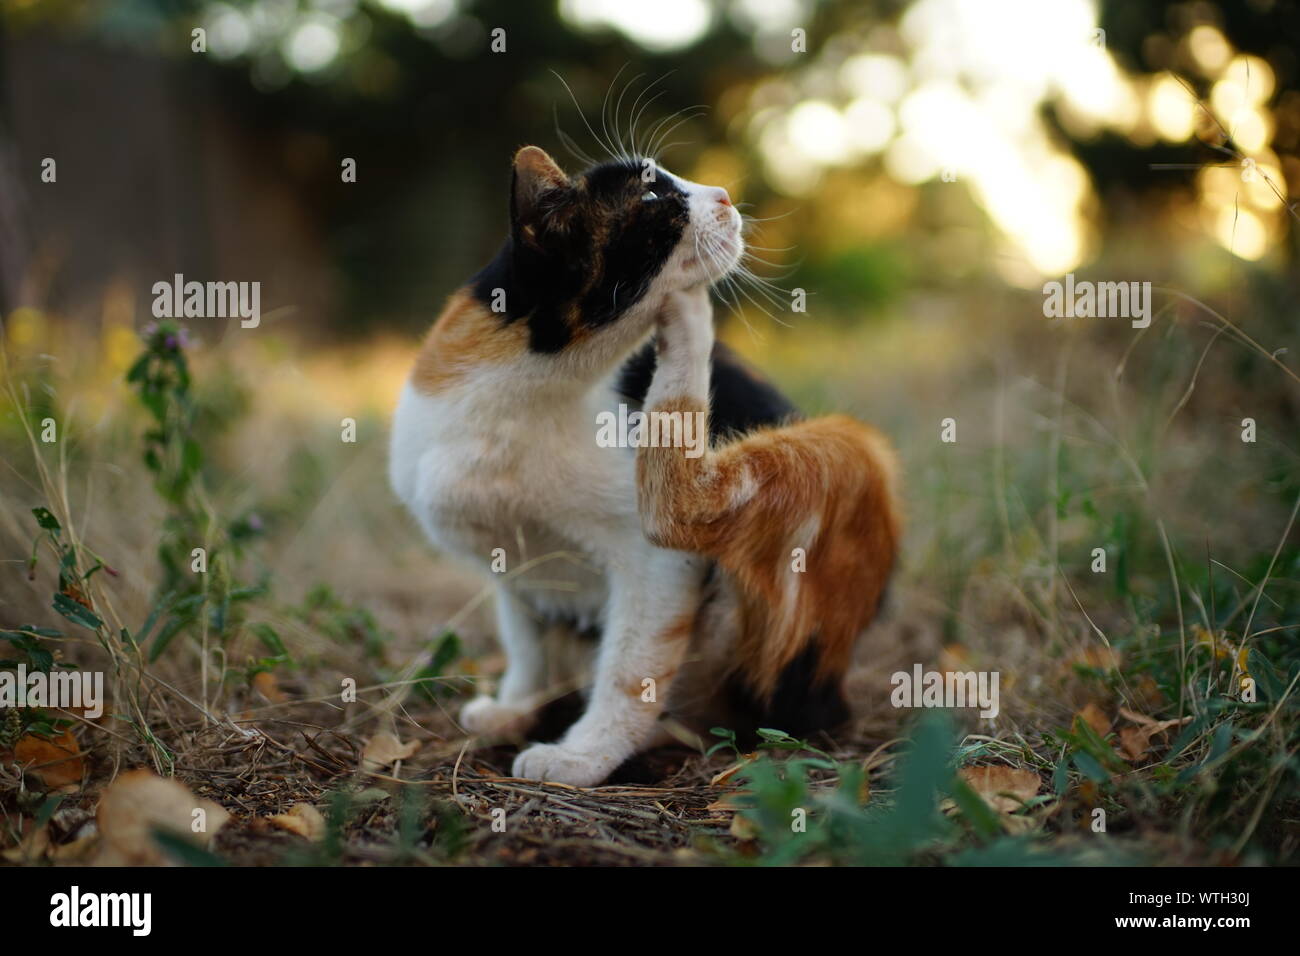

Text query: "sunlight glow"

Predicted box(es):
[1148, 75, 1196, 142]
[560, 0, 712, 52]
[283, 16, 341, 73]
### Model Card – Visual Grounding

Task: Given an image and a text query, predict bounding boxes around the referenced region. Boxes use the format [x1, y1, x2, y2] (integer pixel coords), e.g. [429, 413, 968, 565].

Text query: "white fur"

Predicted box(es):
[389, 166, 741, 785]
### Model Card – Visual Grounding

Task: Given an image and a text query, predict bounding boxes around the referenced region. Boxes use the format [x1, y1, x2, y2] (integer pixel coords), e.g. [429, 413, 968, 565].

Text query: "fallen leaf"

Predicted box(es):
[1119, 726, 1154, 761]
[95, 770, 230, 865]
[267, 803, 326, 841]
[1077, 702, 1111, 737]
[1118, 706, 1158, 726]
[729, 813, 758, 840]
[937, 643, 970, 673]
[253, 670, 288, 703]
[1130, 674, 1167, 712]
[361, 731, 420, 771]
[13, 729, 84, 789]
[1117, 715, 1191, 761]
[710, 755, 756, 787]
[705, 791, 749, 812]
[1, 818, 51, 863]
[958, 765, 1041, 814]
[49, 832, 98, 863]
[1071, 646, 1123, 672]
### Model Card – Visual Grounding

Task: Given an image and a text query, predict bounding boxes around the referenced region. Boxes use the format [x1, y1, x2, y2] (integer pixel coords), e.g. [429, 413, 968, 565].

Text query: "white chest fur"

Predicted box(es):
[388, 372, 649, 625]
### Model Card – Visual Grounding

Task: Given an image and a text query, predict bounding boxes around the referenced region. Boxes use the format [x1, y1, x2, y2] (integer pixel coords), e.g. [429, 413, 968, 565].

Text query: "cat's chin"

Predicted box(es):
[677, 243, 742, 286]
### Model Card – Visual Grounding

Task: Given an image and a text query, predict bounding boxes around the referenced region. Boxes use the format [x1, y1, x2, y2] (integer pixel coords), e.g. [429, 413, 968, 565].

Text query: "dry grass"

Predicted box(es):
[1, 269, 1297, 865]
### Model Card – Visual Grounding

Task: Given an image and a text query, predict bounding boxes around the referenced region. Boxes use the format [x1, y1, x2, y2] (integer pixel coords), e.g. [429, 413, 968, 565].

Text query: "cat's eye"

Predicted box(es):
[641, 190, 659, 202]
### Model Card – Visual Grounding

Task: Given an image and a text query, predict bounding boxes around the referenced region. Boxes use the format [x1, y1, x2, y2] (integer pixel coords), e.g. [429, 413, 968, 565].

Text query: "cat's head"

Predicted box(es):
[475, 146, 742, 354]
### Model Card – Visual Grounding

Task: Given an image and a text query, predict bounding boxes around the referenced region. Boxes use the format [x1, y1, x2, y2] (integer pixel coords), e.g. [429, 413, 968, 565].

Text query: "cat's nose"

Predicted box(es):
[712, 187, 732, 206]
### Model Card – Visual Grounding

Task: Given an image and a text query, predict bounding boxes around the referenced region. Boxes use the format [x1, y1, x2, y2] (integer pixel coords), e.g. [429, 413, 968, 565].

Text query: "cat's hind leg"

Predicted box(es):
[459, 584, 547, 737]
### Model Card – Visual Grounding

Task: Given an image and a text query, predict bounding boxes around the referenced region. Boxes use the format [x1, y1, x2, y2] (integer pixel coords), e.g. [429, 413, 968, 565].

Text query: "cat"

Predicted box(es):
[389, 145, 901, 786]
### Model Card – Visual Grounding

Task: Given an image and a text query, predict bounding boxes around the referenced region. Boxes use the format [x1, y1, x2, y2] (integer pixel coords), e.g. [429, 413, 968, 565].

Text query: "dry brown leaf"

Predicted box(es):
[95, 769, 230, 865]
[361, 731, 420, 771]
[1071, 646, 1123, 672]
[958, 765, 1041, 813]
[705, 791, 749, 812]
[267, 803, 326, 841]
[253, 670, 288, 703]
[1131, 674, 1167, 712]
[49, 831, 99, 863]
[1118, 715, 1191, 761]
[1118, 706, 1158, 726]
[1077, 702, 1111, 737]
[13, 729, 84, 789]
[1, 819, 51, 863]
[729, 813, 758, 840]
[937, 643, 970, 672]
[1118, 726, 1154, 761]
[709, 755, 756, 787]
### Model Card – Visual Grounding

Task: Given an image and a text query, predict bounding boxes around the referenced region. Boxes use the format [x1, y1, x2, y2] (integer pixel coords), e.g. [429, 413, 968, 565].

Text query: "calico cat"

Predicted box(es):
[389, 145, 900, 786]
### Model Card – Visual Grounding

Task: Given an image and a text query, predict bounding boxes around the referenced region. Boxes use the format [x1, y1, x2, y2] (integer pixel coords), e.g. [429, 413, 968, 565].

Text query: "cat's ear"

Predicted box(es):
[511, 146, 570, 226]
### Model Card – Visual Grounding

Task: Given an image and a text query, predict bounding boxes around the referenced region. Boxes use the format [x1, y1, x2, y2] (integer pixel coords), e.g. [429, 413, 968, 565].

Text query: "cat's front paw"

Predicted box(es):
[459, 696, 535, 737]
[512, 742, 615, 787]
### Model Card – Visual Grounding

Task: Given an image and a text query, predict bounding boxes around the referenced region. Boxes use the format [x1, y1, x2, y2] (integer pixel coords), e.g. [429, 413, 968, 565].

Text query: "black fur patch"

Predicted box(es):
[725, 642, 851, 744]
[617, 339, 800, 441]
[469, 159, 687, 352]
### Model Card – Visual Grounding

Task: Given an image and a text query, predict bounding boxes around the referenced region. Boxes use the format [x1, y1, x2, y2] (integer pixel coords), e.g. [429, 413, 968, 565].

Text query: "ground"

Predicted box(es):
[2, 275, 1297, 865]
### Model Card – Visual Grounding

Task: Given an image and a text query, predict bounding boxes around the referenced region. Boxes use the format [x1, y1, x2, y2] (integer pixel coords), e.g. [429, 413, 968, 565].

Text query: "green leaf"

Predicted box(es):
[150, 828, 227, 867]
[148, 616, 188, 663]
[136, 592, 175, 646]
[428, 630, 461, 673]
[34, 793, 65, 830]
[31, 507, 61, 531]
[250, 623, 288, 658]
[125, 352, 149, 383]
[2, 625, 62, 639]
[1206, 719, 1234, 765]
[413, 630, 462, 701]
[51, 593, 103, 631]
[949, 777, 1003, 838]
[1052, 752, 1071, 796]
[1247, 650, 1282, 702]
[1072, 751, 1110, 784]
[1168, 715, 1206, 759]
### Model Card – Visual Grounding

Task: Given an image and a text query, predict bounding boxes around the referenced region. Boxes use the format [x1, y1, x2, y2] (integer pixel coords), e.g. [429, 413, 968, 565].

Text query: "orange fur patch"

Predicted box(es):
[638, 398, 901, 699]
[411, 288, 529, 395]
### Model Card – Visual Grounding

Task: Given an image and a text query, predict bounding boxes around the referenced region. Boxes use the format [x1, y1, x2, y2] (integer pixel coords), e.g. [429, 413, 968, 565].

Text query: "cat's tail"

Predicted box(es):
[639, 412, 902, 737]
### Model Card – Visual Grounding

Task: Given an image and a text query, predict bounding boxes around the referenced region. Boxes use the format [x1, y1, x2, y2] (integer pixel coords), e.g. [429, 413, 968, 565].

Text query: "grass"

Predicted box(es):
[0, 250, 1297, 866]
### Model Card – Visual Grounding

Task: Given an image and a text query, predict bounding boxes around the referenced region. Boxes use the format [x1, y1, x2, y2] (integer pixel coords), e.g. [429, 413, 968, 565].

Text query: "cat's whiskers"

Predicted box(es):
[552, 70, 622, 166]
[703, 231, 792, 327]
[600, 63, 635, 165]
[626, 75, 675, 158]
[644, 105, 708, 162]
[553, 108, 598, 168]
[609, 69, 647, 162]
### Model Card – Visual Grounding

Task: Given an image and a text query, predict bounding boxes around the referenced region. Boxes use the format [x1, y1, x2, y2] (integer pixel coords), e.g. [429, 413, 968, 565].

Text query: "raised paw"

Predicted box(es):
[459, 696, 535, 737]
[511, 742, 616, 787]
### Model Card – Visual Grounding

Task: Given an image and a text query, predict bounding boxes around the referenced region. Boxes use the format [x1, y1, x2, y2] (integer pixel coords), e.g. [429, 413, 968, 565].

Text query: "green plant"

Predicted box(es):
[126, 320, 273, 697]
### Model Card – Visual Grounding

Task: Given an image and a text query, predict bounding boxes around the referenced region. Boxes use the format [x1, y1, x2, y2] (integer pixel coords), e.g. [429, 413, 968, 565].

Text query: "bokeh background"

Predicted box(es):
[1, 0, 1298, 863]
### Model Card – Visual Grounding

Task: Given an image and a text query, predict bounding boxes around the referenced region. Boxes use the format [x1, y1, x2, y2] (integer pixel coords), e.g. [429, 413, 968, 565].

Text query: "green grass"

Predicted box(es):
[1, 258, 1297, 866]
